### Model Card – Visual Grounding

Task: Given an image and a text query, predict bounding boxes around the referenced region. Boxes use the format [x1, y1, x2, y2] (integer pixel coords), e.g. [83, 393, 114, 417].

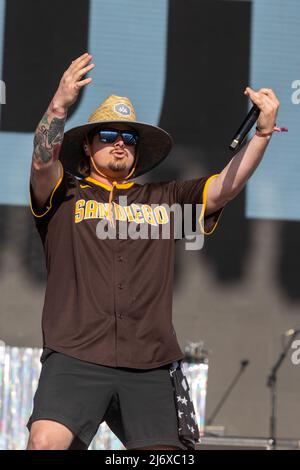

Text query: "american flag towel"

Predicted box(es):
[169, 361, 200, 449]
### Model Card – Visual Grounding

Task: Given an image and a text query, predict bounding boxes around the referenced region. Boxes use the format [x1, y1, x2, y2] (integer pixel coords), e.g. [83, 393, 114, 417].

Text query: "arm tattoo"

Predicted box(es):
[33, 104, 67, 165]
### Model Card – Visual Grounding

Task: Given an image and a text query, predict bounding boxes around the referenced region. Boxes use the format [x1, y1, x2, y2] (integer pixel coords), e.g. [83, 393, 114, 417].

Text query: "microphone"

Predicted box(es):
[283, 328, 300, 337]
[241, 359, 250, 368]
[229, 104, 260, 150]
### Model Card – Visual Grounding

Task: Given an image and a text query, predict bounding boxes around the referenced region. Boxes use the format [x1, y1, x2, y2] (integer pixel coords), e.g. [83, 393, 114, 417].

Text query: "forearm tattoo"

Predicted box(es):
[33, 102, 66, 164]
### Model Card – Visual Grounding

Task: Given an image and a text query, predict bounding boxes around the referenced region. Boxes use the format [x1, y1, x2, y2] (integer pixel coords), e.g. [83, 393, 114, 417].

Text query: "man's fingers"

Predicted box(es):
[75, 77, 93, 89]
[75, 63, 95, 81]
[255, 92, 275, 109]
[245, 86, 279, 108]
[244, 87, 278, 111]
[71, 56, 92, 75]
[244, 86, 261, 101]
[259, 88, 280, 106]
[69, 53, 91, 72]
[259, 87, 274, 96]
[70, 52, 89, 66]
[73, 54, 92, 72]
[244, 88, 264, 107]
[252, 95, 275, 113]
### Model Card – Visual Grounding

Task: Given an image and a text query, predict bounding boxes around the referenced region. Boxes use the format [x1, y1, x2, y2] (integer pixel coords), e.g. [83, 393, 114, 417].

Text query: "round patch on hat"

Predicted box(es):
[114, 103, 131, 116]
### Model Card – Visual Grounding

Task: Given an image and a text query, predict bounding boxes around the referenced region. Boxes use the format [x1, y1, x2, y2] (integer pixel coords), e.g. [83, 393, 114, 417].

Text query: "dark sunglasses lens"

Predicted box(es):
[98, 130, 138, 145]
[122, 132, 138, 145]
[98, 130, 118, 143]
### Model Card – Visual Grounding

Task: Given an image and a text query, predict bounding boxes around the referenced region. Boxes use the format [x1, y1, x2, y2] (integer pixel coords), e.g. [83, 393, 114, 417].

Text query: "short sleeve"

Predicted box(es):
[174, 174, 224, 235]
[29, 161, 66, 224]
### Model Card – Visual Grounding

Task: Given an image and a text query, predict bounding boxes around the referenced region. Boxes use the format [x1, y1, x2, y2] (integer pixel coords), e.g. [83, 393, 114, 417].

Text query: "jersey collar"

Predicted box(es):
[84, 176, 135, 192]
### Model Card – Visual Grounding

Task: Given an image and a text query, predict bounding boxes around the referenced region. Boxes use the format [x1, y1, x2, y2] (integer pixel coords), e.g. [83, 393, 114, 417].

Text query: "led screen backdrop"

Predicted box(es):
[246, 0, 300, 221]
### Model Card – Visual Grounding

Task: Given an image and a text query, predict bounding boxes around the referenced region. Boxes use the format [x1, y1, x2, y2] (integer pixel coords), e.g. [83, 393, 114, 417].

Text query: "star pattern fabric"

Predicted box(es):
[169, 361, 200, 449]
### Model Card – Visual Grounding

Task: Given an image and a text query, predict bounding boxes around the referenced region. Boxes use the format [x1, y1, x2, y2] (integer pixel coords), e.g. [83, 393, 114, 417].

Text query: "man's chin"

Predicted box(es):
[107, 163, 128, 174]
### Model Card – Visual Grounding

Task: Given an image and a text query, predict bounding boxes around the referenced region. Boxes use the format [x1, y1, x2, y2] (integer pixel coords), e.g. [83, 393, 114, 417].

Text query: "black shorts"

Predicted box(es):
[27, 348, 189, 450]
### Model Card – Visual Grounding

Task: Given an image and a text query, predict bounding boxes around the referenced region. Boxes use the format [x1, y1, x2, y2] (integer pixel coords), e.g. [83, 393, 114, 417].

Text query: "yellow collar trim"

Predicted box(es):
[84, 176, 135, 191]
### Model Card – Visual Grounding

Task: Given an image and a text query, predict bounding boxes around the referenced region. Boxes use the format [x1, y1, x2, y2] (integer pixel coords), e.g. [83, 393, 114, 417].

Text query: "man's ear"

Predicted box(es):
[83, 141, 90, 156]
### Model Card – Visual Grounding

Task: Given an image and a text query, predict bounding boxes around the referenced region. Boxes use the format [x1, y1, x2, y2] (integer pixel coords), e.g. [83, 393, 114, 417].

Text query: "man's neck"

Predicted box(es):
[87, 171, 128, 188]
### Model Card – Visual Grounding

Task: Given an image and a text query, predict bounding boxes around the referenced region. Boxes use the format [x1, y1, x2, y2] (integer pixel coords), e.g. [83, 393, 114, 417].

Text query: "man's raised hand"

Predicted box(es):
[52, 52, 95, 113]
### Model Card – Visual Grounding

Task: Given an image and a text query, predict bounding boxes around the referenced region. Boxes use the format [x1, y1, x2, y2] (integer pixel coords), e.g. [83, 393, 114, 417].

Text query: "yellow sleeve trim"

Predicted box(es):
[29, 161, 64, 218]
[198, 173, 224, 236]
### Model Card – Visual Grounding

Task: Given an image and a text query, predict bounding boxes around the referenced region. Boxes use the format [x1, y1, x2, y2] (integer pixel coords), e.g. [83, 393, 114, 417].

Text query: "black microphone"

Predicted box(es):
[229, 104, 260, 150]
[241, 359, 250, 368]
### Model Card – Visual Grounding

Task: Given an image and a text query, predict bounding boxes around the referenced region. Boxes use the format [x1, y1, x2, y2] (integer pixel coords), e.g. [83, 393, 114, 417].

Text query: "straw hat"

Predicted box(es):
[59, 95, 173, 179]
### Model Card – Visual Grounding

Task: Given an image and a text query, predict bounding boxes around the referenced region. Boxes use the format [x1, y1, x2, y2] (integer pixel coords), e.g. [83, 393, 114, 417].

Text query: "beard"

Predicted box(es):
[107, 156, 128, 172]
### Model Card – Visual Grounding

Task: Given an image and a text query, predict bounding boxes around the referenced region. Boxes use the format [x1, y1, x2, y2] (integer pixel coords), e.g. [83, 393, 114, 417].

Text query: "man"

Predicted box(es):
[27, 52, 280, 450]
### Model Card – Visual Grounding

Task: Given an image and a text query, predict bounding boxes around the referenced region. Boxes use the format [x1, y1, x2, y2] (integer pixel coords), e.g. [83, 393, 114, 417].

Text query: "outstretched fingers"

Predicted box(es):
[75, 77, 93, 89]
[74, 62, 95, 81]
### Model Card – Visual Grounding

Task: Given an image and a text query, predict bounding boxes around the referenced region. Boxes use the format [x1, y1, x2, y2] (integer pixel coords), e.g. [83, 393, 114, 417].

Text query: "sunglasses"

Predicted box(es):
[97, 129, 139, 146]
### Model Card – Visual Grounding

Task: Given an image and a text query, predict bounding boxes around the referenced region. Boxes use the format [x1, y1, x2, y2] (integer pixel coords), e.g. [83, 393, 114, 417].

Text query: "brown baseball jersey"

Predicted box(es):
[29, 162, 224, 369]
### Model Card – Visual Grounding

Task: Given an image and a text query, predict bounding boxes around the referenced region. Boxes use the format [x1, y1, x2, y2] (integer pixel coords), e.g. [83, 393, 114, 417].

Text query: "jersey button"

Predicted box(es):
[117, 313, 123, 319]
[117, 255, 123, 262]
[117, 283, 124, 289]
